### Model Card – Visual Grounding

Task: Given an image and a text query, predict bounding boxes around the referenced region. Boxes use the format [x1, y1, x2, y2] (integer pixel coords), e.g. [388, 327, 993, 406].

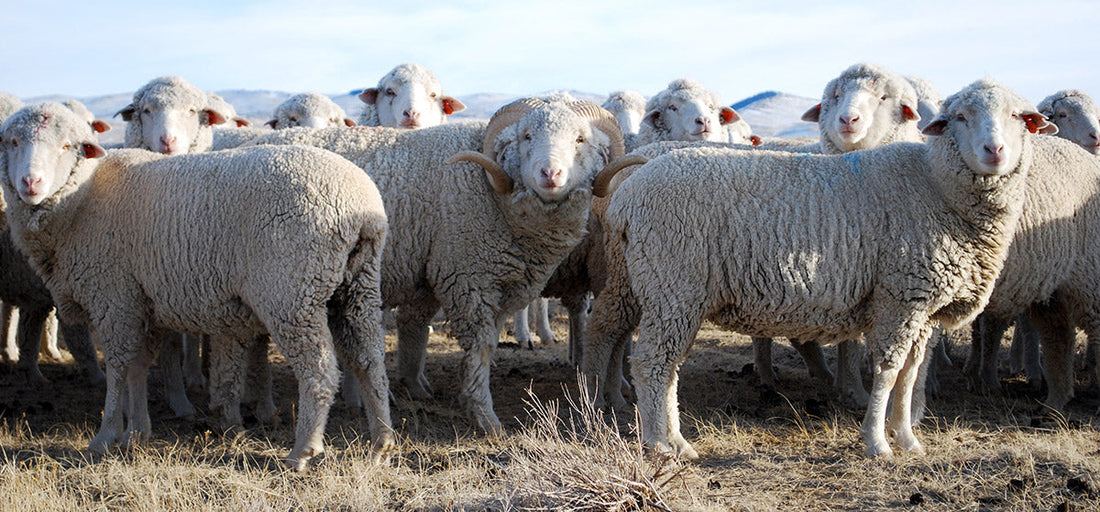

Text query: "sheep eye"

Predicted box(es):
[430, 92, 438, 99]
[667, 105, 678, 112]
[385, 88, 396, 96]
[11, 139, 18, 147]
[62, 143, 71, 151]
[290, 116, 298, 122]
[143, 108, 152, 115]
[576, 135, 585, 144]
[523, 132, 532, 141]
[188, 108, 197, 115]
[1058, 113, 1067, 118]
[880, 95, 888, 101]
[955, 114, 967, 122]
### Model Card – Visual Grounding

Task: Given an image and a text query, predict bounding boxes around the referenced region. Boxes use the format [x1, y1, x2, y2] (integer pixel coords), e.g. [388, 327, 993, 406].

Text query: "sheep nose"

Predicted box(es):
[1089, 131, 1099, 142]
[540, 166, 564, 183]
[159, 135, 177, 152]
[983, 143, 1004, 155]
[22, 175, 41, 188]
[403, 109, 420, 120]
[695, 116, 710, 128]
[839, 114, 860, 126]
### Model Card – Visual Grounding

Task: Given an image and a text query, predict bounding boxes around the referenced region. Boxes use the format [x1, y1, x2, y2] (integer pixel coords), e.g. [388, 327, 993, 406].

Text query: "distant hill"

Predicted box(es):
[25, 89, 819, 144]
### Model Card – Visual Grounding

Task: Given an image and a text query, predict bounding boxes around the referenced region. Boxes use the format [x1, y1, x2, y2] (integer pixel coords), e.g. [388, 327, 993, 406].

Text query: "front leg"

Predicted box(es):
[862, 310, 931, 458]
[395, 297, 440, 400]
[453, 321, 503, 433]
[89, 311, 152, 454]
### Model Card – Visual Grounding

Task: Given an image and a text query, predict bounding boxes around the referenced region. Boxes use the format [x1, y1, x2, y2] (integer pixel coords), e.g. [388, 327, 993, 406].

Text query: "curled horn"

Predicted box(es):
[592, 155, 648, 197]
[566, 101, 626, 161]
[448, 151, 512, 194]
[452, 97, 546, 194]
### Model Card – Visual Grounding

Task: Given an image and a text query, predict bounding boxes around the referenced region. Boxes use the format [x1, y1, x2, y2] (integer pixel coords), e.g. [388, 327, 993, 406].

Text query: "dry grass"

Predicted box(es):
[1, 311, 1098, 511]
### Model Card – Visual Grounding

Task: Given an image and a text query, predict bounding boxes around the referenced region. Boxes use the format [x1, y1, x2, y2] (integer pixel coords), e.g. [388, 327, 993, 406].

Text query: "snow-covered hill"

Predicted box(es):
[25, 89, 820, 145]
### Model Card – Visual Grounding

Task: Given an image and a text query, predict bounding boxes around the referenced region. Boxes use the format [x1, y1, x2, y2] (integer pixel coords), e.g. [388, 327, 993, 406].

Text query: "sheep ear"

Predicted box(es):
[641, 109, 661, 129]
[234, 118, 251, 127]
[718, 107, 741, 125]
[264, 119, 278, 129]
[91, 120, 111, 133]
[801, 104, 821, 122]
[442, 96, 466, 116]
[1022, 111, 1058, 135]
[921, 115, 948, 136]
[82, 142, 106, 159]
[750, 135, 762, 146]
[115, 104, 136, 122]
[343, 118, 356, 127]
[202, 109, 226, 127]
[901, 104, 919, 122]
[359, 88, 380, 105]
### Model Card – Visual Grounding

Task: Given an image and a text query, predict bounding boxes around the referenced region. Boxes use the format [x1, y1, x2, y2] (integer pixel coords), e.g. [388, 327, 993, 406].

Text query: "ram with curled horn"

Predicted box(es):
[448, 98, 629, 198]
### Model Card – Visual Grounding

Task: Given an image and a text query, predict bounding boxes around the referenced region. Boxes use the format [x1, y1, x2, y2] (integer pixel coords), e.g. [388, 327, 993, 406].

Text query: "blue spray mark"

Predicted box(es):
[844, 152, 861, 175]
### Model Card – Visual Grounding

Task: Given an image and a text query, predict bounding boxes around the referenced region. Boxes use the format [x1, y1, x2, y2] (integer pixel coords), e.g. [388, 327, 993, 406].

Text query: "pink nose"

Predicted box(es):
[159, 135, 177, 153]
[540, 166, 563, 184]
[839, 114, 860, 126]
[983, 143, 1004, 156]
[1089, 131, 1099, 142]
[403, 109, 420, 120]
[22, 175, 41, 189]
[695, 117, 711, 129]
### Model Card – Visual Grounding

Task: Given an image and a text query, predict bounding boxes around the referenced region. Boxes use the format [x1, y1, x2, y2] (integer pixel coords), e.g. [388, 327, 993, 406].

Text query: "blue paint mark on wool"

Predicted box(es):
[844, 152, 861, 175]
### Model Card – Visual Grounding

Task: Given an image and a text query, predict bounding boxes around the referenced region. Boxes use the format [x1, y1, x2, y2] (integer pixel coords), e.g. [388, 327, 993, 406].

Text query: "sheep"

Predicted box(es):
[0, 93, 22, 122]
[0, 102, 393, 471]
[746, 63, 925, 406]
[904, 76, 944, 132]
[964, 89, 1100, 401]
[630, 78, 753, 150]
[63, 99, 112, 135]
[265, 92, 355, 129]
[247, 97, 627, 432]
[116, 75, 226, 155]
[583, 79, 1051, 458]
[206, 93, 251, 128]
[357, 62, 466, 129]
[602, 90, 647, 136]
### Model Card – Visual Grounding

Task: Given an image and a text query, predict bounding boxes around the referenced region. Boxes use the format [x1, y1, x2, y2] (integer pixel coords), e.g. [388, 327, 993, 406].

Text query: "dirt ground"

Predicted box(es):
[1, 303, 1098, 511]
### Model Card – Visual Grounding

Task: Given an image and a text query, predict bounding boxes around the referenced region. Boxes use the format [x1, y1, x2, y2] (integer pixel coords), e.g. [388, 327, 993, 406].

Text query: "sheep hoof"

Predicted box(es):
[371, 433, 398, 465]
[88, 434, 114, 455]
[672, 439, 699, 460]
[285, 447, 322, 473]
[473, 410, 503, 435]
[865, 442, 894, 458]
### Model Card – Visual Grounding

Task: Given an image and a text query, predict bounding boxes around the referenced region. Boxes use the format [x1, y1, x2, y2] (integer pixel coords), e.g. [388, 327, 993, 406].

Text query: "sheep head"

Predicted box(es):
[1, 103, 105, 207]
[266, 92, 354, 130]
[448, 98, 625, 202]
[923, 79, 1055, 176]
[804, 63, 923, 152]
[640, 79, 741, 143]
[116, 76, 225, 155]
[1038, 90, 1100, 155]
[359, 63, 465, 130]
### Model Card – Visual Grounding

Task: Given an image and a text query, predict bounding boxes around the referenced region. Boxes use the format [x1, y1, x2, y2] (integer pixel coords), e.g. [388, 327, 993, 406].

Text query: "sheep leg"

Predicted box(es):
[14, 305, 50, 383]
[534, 298, 556, 344]
[157, 332, 196, 418]
[581, 282, 640, 410]
[632, 304, 702, 458]
[267, 319, 340, 472]
[561, 292, 588, 366]
[90, 313, 152, 454]
[1010, 315, 1044, 384]
[40, 310, 62, 361]
[751, 337, 778, 387]
[395, 297, 440, 400]
[911, 333, 938, 425]
[791, 339, 836, 388]
[58, 320, 104, 384]
[182, 333, 206, 392]
[244, 335, 277, 424]
[455, 322, 503, 433]
[2, 303, 18, 363]
[121, 348, 154, 450]
[206, 336, 247, 428]
[511, 305, 533, 349]
[862, 310, 929, 458]
[329, 282, 395, 463]
[885, 334, 929, 454]
[1029, 302, 1076, 410]
[836, 339, 869, 408]
[968, 314, 1007, 393]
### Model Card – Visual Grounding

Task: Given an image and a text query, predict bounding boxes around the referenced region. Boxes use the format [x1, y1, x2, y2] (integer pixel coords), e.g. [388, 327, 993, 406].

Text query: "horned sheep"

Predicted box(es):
[585, 79, 1052, 458]
[0, 103, 393, 471]
[247, 97, 626, 432]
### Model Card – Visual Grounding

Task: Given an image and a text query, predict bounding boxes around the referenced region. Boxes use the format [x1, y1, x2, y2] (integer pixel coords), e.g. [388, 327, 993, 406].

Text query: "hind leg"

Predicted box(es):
[244, 336, 277, 424]
[14, 305, 50, 383]
[330, 292, 394, 462]
[395, 295, 440, 400]
[182, 333, 206, 392]
[562, 293, 588, 366]
[1029, 302, 1075, 410]
[157, 332, 195, 418]
[206, 336, 248, 428]
[40, 310, 62, 361]
[59, 320, 104, 384]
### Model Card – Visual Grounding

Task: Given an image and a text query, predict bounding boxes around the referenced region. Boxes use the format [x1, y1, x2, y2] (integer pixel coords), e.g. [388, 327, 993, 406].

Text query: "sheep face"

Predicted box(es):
[117, 76, 225, 155]
[496, 104, 613, 203]
[266, 93, 353, 130]
[359, 63, 465, 129]
[206, 93, 250, 129]
[924, 80, 1055, 176]
[814, 71, 920, 152]
[603, 90, 647, 136]
[1041, 92, 1100, 155]
[1, 104, 104, 206]
[642, 90, 738, 143]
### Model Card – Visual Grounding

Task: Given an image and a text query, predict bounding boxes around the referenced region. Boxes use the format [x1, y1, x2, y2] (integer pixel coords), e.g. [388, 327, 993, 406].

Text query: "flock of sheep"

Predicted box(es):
[0, 61, 1098, 470]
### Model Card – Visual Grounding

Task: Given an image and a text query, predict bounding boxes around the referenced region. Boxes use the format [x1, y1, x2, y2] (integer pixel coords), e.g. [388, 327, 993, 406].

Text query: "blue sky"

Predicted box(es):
[3, 1, 1097, 105]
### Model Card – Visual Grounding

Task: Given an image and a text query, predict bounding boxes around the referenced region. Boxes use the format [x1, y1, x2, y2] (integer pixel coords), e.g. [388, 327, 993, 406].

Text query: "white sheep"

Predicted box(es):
[248, 97, 627, 432]
[1, 102, 393, 471]
[630, 78, 753, 150]
[964, 88, 1100, 402]
[265, 92, 355, 129]
[357, 62, 466, 129]
[602, 90, 647, 136]
[116, 75, 226, 155]
[206, 92, 252, 128]
[585, 80, 1051, 458]
[0, 93, 22, 122]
